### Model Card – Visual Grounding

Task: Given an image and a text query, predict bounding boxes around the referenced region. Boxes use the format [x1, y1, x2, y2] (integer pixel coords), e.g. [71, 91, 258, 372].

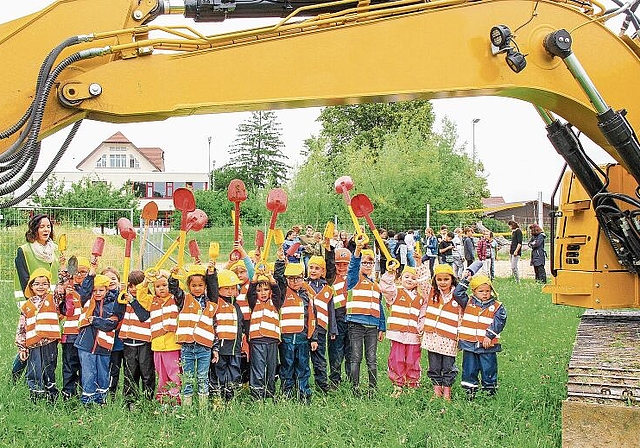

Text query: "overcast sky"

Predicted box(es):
[4, 1, 622, 204]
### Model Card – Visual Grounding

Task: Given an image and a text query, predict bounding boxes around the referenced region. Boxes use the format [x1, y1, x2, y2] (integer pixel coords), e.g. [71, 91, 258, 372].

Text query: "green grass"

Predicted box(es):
[0, 279, 580, 448]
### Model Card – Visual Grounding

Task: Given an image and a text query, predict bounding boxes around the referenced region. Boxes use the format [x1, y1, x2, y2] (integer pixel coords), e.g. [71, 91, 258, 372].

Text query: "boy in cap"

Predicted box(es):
[346, 244, 386, 395]
[328, 248, 351, 389]
[453, 269, 507, 399]
[306, 255, 337, 394]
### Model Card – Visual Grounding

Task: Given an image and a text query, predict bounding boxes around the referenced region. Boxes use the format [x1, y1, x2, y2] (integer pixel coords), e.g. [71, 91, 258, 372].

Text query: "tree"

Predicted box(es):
[224, 111, 289, 189]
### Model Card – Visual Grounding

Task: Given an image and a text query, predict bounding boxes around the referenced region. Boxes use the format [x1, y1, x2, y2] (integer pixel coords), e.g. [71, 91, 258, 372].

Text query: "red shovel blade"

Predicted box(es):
[351, 193, 375, 217]
[117, 217, 137, 241]
[91, 237, 105, 257]
[255, 230, 265, 248]
[266, 188, 288, 214]
[227, 179, 248, 202]
[188, 240, 201, 258]
[286, 242, 301, 257]
[173, 188, 196, 230]
[185, 209, 208, 232]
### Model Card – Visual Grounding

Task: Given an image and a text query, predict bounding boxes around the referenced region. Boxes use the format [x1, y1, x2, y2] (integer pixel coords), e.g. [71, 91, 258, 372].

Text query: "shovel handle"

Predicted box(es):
[118, 256, 132, 304]
[177, 230, 187, 269]
[150, 237, 181, 273]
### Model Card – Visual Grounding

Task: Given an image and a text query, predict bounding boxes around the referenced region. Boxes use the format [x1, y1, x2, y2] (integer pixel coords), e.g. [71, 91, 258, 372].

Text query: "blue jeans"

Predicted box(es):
[328, 317, 348, 386]
[347, 322, 379, 391]
[181, 343, 211, 397]
[279, 336, 312, 399]
[78, 348, 110, 404]
[461, 350, 498, 393]
[26, 342, 58, 401]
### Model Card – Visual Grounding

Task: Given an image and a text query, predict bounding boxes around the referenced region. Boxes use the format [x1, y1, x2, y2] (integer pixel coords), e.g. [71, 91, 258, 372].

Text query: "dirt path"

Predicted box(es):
[493, 258, 549, 279]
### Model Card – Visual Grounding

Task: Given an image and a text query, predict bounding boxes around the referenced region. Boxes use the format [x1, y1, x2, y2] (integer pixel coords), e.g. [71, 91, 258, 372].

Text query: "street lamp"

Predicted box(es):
[472, 118, 480, 164]
[207, 136, 212, 189]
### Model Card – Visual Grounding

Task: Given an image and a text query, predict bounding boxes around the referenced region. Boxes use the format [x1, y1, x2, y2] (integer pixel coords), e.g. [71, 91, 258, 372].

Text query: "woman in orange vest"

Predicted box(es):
[75, 272, 125, 405]
[379, 265, 424, 398]
[453, 268, 507, 399]
[419, 264, 461, 400]
[246, 266, 284, 401]
[15, 267, 61, 402]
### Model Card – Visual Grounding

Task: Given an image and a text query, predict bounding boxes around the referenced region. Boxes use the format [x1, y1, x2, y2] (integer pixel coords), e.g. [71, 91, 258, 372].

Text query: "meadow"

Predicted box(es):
[0, 279, 580, 448]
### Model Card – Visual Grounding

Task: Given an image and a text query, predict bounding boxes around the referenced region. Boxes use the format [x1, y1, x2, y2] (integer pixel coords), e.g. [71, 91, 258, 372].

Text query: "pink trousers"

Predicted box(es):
[388, 340, 422, 387]
[154, 350, 182, 404]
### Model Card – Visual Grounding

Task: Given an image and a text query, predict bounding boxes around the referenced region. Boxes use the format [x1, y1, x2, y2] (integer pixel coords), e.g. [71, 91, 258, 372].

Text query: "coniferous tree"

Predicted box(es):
[225, 111, 289, 189]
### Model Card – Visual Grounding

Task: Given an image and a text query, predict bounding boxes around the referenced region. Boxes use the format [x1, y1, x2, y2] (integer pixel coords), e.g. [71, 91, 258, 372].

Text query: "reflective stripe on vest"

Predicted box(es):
[346, 275, 381, 318]
[120, 304, 152, 342]
[22, 294, 61, 347]
[332, 277, 347, 309]
[214, 299, 239, 340]
[458, 300, 502, 345]
[249, 300, 280, 340]
[175, 294, 216, 348]
[312, 285, 333, 330]
[423, 295, 460, 341]
[235, 283, 251, 320]
[60, 293, 82, 336]
[387, 289, 422, 334]
[280, 291, 305, 334]
[150, 295, 179, 339]
[78, 298, 116, 351]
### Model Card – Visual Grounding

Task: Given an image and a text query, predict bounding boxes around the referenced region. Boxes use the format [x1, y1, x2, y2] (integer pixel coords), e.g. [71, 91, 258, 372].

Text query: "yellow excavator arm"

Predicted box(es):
[3, 0, 640, 310]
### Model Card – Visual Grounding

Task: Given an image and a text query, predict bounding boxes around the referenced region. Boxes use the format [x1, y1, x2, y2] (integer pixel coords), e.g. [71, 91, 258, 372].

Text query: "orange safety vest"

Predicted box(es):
[22, 294, 61, 348]
[332, 276, 347, 309]
[311, 284, 333, 331]
[387, 289, 423, 334]
[149, 294, 179, 340]
[346, 274, 381, 319]
[78, 298, 116, 350]
[423, 292, 461, 341]
[120, 303, 152, 342]
[235, 283, 251, 321]
[175, 294, 217, 348]
[280, 288, 315, 338]
[60, 292, 82, 336]
[214, 298, 239, 341]
[249, 299, 281, 341]
[458, 300, 502, 346]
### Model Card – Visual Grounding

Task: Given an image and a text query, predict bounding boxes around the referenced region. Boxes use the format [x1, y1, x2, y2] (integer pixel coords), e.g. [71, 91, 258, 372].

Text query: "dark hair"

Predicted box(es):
[430, 274, 459, 304]
[25, 214, 54, 243]
[447, 231, 454, 239]
[529, 223, 543, 235]
[387, 230, 396, 238]
[128, 270, 145, 286]
[507, 220, 519, 228]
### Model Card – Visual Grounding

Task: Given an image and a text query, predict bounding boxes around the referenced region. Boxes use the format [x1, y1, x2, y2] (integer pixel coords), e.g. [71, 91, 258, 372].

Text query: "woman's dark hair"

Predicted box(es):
[128, 270, 146, 286]
[507, 220, 519, 228]
[396, 232, 406, 241]
[25, 214, 54, 243]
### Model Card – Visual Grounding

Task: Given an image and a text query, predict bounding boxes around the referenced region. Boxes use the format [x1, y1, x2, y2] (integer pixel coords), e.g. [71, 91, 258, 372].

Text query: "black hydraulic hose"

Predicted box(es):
[0, 50, 86, 186]
[0, 121, 81, 208]
[549, 162, 568, 277]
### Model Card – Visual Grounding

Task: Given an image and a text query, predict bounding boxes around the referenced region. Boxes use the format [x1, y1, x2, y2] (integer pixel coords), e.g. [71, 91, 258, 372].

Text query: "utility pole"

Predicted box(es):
[207, 136, 212, 189]
[472, 118, 480, 164]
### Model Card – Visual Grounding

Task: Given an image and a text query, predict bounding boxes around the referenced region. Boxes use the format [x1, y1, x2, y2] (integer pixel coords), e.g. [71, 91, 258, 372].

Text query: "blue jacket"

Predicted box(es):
[345, 254, 386, 331]
[74, 287, 125, 356]
[453, 279, 506, 353]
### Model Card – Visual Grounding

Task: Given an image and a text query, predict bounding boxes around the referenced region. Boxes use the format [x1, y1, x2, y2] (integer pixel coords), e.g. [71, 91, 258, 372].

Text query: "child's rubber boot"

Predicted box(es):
[182, 395, 193, 407]
[443, 386, 452, 401]
[433, 385, 443, 399]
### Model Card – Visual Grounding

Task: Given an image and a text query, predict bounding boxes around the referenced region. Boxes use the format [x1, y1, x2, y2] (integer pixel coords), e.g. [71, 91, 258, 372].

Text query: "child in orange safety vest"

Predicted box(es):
[419, 263, 461, 400]
[15, 267, 61, 402]
[169, 265, 216, 407]
[74, 272, 125, 405]
[453, 263, 507, 399]
[119, 269, 155, 408]
[379, 265, 425, 398]
[228, 256, 254, 385]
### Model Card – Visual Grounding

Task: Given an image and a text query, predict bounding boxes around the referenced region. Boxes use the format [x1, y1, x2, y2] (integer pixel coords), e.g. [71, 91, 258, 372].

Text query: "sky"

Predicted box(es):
[4, 1, 622, 204]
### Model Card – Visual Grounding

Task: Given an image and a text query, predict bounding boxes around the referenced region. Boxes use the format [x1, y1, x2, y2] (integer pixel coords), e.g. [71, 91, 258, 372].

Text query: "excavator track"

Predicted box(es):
[567, 310, 640, 404]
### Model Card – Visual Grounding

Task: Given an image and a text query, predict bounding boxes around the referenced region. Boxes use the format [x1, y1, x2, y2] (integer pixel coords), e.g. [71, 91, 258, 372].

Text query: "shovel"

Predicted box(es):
[351, 193, 399, 271]
[138, 201, 158, 269]
[173, 188, 197, 270]
[227, 179, 248, 261]
[146, 208, 208, 277]
[117, 217, 137, 304]
[334, 176, 369, 245]
[261, 188, 288, 263]
[189, 239, 201, 264]
[209, 241, 220, 263]
[91, 237, 105, 265]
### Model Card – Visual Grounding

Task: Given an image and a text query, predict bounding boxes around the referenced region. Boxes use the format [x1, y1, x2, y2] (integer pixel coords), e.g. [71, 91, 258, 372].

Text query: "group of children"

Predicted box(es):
[16, 231, 507, 407]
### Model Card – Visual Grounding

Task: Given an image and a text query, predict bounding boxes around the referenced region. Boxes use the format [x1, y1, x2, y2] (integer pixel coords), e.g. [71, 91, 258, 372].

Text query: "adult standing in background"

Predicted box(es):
[404, 230, 416, 268]
[528, 223, 547, 283]
[452, 228, 465, 278]
[508, 221, 523, 283]
[422, 228, 438, 277]
[13, 214, 63, 382]
[462, 227, 476, 269]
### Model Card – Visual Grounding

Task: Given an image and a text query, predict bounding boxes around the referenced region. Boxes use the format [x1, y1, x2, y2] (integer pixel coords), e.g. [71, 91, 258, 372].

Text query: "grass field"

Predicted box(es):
[0, 279, 580, 448]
